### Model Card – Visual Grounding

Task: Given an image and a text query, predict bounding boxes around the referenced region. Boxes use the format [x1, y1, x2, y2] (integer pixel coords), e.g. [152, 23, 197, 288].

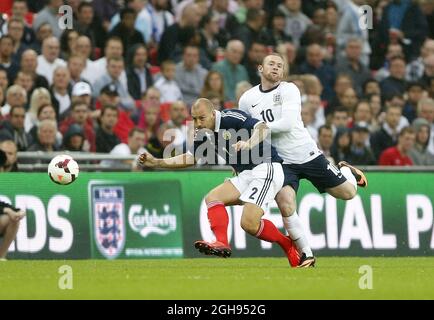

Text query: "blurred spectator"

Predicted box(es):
[420, 54, 434, 87]
[93, 57, 136, 111]
[407, 39, 434, 82]
[33, 0, 64, 38]
[0, 87, 4, 111]
[278, 0, 312, 48]
[158, 101, 188, 154]
[380, 56, 407, 101]
[374, 43, 404, 82]
[134, 87, 161, 126]
[31, 23, 53, 55]
[101, 127, 147, 170]
[0, 35, 19, 83]
[210, 0, 240, 47]
[71, 82, 93, 110]
[301, 103, 317, 141]
[305, 94, 325, 130]
[7, 18, 28, 64]
[336, 38, 372, 96]
[67, 55, 87, 87]
[340, 87, 358, 116]
[199, 12, 222, 63]
[326, 74, 353, 116]
[244, 41, 267, 85]
[377, 0, 428, 61]
[235, 81, 252, 106]
[212, 40, 249, 102]
[336, 0, 371, 67]
[276, 42, 298, 76]
[330, 107, 350, 136]
[403, 82, 426, 123]
[346, 122, 376, 165]
[353, 101, 373, 127]
[154, 60, 183, 103]
[25, 88, 52, 133]
[200, 71, 225, 102]
[110, 0, 152, 45]
[267, 9, 292, 48]
[37, 37, 67, 85]
[75, 2, 107, 52]
[92, 37, 127, 89]
[92, 0, 120, 31]
[62, 123, 85, 152]
[126, 44, 154, 100]
[109, 7, 145, 55]
[363, 78, 381, 97]
[0, 69, 9, 96]
[20, 49, 49, 91]
[75, 36, 99, 84]
[141, 104, 164, 158]
[371, 104, 402, 160]
[368, 93, 383, 131]
[158, 3, 202, 63]
[14, 71, 33, 101]
[317, 124, 334, 162]
[0, 140, 18, 172]
[50, 66, 72, 120]
[146, 0, 175, 45]
[232, 9, 270, 56]
[59, 101, 95, 152]
[27, 119, 59, 153]
[1, 0, 35, 46]
[175, 46, 208, 106]
[1, 84, 26, 117]
[331, 127, 351, 164]
[409, 118, 434, 165]
[378, 126, 415, 166]
[0, 105, 32, 151]
[235, 0, 264, 24]
[299, 44, 335, 102]
[59, 29, 79, 61]
[96, 105, 120, 153]
[28, 103, 63, 147]
[417, 98, 434, 154]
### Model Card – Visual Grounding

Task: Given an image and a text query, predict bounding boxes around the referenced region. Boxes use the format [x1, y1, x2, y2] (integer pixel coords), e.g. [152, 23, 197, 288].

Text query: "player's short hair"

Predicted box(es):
[399, 126, 415, 137]
[261, 53, 285, 66]
[128, 127, 145, 138]
[192, 98, 214, 112]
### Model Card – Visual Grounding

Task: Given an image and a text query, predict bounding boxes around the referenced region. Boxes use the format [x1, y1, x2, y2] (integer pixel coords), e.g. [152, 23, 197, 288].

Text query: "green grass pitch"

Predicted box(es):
[1, 257, 434, 299]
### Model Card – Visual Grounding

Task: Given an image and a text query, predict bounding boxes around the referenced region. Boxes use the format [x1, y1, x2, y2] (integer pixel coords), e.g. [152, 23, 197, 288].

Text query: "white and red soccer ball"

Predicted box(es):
[48, 155, 79, 185]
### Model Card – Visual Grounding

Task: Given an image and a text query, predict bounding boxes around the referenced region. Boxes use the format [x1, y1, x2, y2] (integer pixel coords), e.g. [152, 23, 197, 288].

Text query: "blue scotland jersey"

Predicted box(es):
[192, 110, 282, 173]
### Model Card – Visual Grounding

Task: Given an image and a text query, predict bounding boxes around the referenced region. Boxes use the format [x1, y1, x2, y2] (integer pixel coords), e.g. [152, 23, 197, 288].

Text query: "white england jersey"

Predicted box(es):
[239, 81, 320, 164]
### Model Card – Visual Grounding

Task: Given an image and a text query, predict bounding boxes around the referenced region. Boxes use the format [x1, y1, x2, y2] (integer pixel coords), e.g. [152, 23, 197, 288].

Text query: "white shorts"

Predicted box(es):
[229, 163, 284, 210]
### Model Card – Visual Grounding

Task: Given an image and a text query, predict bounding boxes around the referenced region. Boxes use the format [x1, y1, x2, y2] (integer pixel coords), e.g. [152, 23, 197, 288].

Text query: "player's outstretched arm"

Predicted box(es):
[233, 122, 269, 151]
[138, 151, 195, 169]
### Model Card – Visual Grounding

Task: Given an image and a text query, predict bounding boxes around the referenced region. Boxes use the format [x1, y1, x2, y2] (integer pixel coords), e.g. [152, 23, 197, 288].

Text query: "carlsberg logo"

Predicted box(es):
[128, 204, 177, 238]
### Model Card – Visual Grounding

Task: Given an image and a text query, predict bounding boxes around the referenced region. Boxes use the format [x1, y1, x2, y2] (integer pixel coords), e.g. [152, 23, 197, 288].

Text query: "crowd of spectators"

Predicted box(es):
[0, 0, 434, 171]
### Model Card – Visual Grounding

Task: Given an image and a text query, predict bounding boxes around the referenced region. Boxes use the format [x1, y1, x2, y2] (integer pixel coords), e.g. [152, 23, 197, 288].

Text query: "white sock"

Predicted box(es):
[340, 166, 357, 191]
[282, 213, 313, 257]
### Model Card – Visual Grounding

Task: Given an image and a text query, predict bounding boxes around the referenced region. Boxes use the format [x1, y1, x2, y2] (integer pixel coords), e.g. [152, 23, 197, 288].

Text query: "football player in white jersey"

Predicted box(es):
[239, 53, 368, 267]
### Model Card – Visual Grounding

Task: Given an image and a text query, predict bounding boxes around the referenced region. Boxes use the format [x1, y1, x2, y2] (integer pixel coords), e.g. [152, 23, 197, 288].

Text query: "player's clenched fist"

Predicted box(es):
[138, 151, 158, 168]
[232, 141, 251, 152]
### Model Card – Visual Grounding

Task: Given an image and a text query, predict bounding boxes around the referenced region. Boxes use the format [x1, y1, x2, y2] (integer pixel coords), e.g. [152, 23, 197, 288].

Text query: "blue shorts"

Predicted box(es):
[283, 154, 347, 193]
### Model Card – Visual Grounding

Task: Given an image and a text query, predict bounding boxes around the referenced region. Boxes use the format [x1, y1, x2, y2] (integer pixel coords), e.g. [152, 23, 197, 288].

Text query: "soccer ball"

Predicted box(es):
[48, 155, 79, 185]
